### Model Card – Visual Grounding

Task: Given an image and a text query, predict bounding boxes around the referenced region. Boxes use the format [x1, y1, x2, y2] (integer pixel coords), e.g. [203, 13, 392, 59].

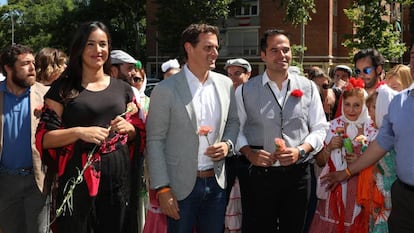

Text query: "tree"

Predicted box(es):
[343, 0, 413, 62]
[276, 0, 316, 67]
[68, 0, 146, 58]
[0, 0, 74, 51]
[0, 0, 146, 59]
[153, 0, 233, 57]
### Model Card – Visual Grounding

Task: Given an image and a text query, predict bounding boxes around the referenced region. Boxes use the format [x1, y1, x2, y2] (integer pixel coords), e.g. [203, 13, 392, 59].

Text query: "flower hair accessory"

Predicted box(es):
[344, 77, 365, 91]
[291, 89, 303, 97]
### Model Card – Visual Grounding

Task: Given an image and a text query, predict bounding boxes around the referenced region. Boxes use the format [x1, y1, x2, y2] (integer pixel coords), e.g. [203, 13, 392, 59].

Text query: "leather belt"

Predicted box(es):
[197, 168, 215, 178]
[0, 166, 33, 176]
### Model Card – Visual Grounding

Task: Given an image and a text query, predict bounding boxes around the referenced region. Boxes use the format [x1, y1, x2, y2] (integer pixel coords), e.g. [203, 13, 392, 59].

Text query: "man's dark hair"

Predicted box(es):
[353, 48, 385, 68]
[260, 29, 291, 53]
[0, 44, 33, 76]
[181, 23, 219, 59]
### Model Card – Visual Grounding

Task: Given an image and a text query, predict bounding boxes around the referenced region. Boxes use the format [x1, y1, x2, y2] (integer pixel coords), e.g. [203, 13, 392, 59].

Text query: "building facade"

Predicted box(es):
[145, 0, 410, 78]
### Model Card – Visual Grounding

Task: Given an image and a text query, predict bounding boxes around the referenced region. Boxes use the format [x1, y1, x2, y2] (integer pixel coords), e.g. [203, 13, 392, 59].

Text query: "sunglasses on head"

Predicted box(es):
[354, 67, 374, 76]
[133, 77, 143, 83]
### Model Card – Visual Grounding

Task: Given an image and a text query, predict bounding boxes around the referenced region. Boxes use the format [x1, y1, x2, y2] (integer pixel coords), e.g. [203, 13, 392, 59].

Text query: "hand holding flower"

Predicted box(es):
[204, 142, 229, 161]
[354, 135, 368, 153]
[198, 126, 226, 161]
[110, 102, 138, 138]
[274, 147, 299, 166]
[246, 148, 274, 167]
[344, 152, 358, 164]
[110, 116, 136, 136]
[274, 138, 286, 152]
[321, 169, 350, 190]
[77, 126, 110, 145]
[327, 135, 344, 151]
[343, 134, 353, 154]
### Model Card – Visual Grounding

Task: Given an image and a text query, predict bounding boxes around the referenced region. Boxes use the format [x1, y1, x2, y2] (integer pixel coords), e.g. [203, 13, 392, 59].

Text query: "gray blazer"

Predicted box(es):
[146, 69, 239, 200]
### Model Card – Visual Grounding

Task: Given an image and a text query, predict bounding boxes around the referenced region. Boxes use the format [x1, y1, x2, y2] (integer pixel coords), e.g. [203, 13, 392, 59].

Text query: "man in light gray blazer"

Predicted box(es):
[146, 24, 239, 233]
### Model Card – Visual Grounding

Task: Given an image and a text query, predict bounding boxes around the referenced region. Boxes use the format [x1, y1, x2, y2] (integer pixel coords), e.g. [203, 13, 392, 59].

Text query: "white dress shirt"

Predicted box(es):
[184, 65, 220, 170]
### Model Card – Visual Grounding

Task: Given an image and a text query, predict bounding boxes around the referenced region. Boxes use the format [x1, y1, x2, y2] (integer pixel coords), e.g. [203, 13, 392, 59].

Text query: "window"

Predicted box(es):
[235, 1, 259, 17]
[226, 30, 258, 56]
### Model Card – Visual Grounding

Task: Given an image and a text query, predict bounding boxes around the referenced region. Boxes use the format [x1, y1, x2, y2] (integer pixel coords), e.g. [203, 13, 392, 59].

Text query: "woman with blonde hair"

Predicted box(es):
[310, 78, 378, 233]
[385, 64, 412, 91]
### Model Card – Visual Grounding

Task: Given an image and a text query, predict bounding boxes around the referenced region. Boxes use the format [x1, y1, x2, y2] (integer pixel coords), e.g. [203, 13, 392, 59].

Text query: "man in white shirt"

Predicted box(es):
[236, 29, 328, 233]
[146, 24, 239, 233]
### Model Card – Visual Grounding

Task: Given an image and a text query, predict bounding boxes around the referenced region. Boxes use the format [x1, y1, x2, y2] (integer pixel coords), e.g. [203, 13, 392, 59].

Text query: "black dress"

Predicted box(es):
[45, 77, 134, 233]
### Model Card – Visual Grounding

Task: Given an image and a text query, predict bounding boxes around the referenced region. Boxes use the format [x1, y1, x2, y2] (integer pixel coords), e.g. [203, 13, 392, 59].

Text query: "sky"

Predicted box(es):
[0, 0, 6, 6]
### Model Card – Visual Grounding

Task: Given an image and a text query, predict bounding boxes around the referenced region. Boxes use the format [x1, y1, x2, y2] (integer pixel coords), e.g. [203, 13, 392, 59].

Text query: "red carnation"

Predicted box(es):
[291, 89, 303, 97]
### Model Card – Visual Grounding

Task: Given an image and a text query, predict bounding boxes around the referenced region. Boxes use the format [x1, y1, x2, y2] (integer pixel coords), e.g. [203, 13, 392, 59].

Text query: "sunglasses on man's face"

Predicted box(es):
[133, 77, 143, 83]
[354, 67, 374, 76]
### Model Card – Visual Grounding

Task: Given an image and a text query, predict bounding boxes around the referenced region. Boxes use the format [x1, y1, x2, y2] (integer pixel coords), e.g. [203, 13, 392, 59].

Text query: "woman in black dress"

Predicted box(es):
[36, 21, 145, 233]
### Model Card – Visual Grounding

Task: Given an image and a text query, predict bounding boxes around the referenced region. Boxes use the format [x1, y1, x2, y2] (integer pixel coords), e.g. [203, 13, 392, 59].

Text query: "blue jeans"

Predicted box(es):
[167, 177, 226, 233]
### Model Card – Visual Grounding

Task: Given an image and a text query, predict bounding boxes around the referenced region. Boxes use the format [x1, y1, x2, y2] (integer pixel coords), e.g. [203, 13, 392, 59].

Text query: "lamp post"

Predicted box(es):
[11, 11, 14, 45]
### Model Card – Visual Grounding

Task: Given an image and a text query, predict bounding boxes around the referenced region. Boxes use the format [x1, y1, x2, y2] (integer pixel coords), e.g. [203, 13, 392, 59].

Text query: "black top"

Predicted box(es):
[45, 77, 133, 128]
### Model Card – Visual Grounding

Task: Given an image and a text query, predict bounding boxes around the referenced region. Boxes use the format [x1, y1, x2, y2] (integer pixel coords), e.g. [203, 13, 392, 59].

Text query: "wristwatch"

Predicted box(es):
[224, 139, 234, 155]
[297, 146, 306, 158]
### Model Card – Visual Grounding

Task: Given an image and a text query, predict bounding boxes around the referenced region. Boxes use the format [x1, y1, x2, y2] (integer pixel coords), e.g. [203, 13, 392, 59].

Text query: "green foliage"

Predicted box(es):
[282, 0, 316, 26]
[276, 0, 315, 66]
[291, 44, 306, 69]
[0, 0, 146, 60]
[343, 1, 413, 62]
[0, 0, 74, 51]
[154, 0, 233, 56]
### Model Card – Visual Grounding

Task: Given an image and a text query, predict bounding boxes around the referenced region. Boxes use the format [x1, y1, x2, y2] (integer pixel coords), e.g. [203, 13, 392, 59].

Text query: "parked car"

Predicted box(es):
[145, 78, 161, 96]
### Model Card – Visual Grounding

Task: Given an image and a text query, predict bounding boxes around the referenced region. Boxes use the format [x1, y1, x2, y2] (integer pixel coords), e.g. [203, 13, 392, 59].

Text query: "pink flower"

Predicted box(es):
[355, 135, 368, 152]
[274, 138, 286, 152]
[354, 135, 367, 145]
[198, 126, 213, 145]
[333, 127, 345, 136]
[291, 89, 303, 97]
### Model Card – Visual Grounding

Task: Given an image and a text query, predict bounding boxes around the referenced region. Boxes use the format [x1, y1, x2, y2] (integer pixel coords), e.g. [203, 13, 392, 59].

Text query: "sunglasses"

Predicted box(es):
[322, 83, 330, 89]
[133, 77, 143, 83]
[354, 67, 374, 76]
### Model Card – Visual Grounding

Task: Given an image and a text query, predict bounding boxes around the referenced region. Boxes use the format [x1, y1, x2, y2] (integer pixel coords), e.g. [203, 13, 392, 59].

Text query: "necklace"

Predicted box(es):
[266, 79, 290, 139]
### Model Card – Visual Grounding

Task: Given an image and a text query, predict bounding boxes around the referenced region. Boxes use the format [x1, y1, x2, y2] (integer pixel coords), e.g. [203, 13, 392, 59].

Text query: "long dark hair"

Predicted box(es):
[59, 21, 112, 102]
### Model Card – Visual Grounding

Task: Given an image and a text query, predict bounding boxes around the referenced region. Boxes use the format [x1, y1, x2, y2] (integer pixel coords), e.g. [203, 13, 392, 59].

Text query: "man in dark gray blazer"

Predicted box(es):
[146, 24, 239, 233]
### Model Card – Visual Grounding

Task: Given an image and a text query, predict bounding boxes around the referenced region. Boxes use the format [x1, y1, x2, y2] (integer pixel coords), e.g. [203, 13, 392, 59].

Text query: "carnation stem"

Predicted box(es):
[50, 106, 134, 225]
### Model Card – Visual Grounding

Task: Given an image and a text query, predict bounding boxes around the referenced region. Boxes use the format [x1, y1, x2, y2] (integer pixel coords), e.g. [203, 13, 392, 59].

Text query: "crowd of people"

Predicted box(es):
[0, 20, 413, 233]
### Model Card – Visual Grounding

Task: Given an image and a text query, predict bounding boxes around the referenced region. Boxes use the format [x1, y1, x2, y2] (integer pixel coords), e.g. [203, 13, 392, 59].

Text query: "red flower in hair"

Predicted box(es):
[291, 89, 303, 97]
[345, 77, 365, 91]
